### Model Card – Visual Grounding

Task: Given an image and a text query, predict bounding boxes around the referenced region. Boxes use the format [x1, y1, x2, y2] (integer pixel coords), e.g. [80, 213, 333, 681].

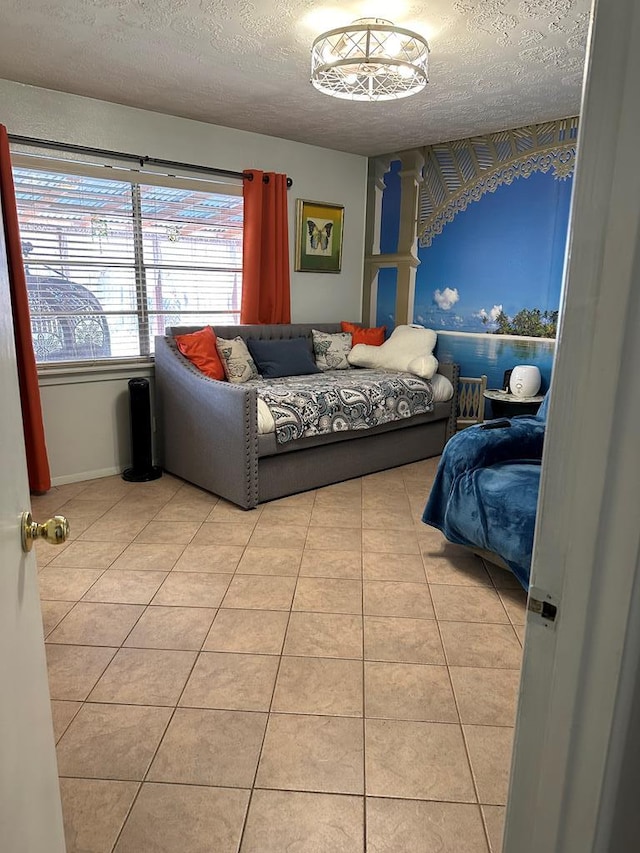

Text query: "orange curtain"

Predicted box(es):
[0, 125, 51, 493]
[241, 169, 291, 324]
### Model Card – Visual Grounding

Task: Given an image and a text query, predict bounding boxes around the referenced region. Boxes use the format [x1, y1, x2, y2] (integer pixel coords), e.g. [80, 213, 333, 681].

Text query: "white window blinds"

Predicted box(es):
[13, 165, 243, 363]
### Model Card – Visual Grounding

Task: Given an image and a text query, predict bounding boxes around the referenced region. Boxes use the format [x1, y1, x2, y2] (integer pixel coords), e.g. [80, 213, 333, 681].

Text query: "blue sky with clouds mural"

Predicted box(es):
[412, 169, 573, 333]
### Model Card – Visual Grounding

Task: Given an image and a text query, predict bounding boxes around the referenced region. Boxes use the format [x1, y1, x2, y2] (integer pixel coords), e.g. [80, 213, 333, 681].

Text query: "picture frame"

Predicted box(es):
[295, 199, 344, 273]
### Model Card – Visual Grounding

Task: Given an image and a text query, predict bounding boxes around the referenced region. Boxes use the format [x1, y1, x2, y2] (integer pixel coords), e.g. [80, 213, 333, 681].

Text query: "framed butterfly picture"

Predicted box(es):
[295, 199, 344, 273]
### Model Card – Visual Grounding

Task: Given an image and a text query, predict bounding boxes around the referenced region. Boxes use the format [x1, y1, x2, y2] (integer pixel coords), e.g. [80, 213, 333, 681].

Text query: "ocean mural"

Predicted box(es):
[373, 121, 577, 391]
[435, 331, 556, 393]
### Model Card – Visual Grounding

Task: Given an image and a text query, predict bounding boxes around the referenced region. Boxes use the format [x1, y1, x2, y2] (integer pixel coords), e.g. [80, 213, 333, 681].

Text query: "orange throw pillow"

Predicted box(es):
[175, 326, 225, 380]
[341, 321, 386, 346]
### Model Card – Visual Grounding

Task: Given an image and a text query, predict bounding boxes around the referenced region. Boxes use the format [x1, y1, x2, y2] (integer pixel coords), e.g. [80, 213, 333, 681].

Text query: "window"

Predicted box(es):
[13, 164, 243, 364]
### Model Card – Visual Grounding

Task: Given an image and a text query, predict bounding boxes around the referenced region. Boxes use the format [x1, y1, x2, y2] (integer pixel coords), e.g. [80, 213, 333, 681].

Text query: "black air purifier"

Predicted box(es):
[122, 378, 162, 482]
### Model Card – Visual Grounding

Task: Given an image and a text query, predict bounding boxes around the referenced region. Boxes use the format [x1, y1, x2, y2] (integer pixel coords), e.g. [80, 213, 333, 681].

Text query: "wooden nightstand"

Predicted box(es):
[483, 389, 545, 419]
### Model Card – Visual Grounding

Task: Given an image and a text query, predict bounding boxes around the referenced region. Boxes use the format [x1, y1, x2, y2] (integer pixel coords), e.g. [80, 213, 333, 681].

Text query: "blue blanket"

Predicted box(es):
[422, 416, 546, 590]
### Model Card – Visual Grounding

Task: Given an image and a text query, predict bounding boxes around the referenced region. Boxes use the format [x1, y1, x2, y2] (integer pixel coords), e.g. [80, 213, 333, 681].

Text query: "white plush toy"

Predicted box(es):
[347, 324, 438, 379]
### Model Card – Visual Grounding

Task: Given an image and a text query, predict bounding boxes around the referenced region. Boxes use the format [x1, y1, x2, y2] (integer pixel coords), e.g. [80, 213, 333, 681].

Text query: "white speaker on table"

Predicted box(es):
[510, 365, 541, 398]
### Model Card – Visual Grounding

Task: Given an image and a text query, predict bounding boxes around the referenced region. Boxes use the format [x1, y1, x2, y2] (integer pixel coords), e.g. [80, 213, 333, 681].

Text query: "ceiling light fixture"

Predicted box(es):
[310, 17, 429, 102]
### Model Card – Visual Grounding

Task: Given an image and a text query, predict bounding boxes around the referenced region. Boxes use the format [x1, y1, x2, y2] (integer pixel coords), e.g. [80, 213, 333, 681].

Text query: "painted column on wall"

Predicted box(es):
[395, 150, 424, 327]
[373, 118, 578, 390]
[365, 152, 424, 332]
[373, 159, 400, 328]
[363, 157, 391, 326]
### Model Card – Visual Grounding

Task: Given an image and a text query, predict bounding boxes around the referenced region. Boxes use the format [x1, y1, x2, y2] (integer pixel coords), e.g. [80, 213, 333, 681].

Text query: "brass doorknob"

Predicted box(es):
[21, 512, 70, 553]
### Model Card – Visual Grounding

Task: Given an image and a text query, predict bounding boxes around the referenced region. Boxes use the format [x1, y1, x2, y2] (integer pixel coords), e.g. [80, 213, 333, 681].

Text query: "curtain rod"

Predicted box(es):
[8, 134, 293, 187]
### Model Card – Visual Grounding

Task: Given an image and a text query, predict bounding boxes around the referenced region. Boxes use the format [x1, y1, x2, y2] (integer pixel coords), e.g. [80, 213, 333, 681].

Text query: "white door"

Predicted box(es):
[0, 209, 66, 847]
[505, 0, 640, 850]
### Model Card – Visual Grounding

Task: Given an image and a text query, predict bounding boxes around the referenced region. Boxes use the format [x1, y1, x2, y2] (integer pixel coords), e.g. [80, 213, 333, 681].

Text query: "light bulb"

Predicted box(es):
[322, 44, 337, 63]
[396, 63, 414, 78]
[385, 33, 403, 56]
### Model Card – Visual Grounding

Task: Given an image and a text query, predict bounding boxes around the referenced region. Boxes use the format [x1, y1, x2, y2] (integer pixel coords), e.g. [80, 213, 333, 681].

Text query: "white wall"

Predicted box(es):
[38, 371, 143, 485]
[0, 79, 368, 484]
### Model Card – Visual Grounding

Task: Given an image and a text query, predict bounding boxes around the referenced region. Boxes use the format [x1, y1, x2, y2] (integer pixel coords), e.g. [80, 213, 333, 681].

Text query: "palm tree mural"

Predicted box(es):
[487, 308, 559, 338]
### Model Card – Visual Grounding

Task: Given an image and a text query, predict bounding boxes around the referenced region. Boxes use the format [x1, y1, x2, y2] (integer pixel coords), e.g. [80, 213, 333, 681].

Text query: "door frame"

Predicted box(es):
[505, 0, 640, 849]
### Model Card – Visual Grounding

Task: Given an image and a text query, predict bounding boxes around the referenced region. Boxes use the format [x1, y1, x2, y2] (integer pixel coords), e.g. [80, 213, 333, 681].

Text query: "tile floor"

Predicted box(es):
[32, 457, 526, 853]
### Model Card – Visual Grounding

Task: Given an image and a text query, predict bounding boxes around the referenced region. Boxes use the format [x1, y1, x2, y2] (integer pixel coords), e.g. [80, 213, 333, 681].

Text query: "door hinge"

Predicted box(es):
[528, 595, 558, 623]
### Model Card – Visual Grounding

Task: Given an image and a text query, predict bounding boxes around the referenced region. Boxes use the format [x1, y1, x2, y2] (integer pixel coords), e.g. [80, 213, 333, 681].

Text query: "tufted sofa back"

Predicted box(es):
[166, 322, 344, 344]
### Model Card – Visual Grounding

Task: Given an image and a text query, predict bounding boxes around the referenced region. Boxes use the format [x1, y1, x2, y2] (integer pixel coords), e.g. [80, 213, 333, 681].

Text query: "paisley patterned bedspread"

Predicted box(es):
[251, 369, 435, 445]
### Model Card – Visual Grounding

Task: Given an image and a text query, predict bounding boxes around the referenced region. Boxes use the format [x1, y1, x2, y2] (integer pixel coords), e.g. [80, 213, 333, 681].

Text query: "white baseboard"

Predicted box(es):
[51, 466, 124, 486]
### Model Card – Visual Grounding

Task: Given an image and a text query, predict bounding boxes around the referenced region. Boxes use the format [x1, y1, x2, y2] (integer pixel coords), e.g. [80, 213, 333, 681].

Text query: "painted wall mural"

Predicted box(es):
[380, 159, 401, 255]
[374, 160, 401, 330]
[376, 118, 577, 388]
[435, 331, 556, 395]
[376, 268, 398, 331]
[414, 169, 573, 338]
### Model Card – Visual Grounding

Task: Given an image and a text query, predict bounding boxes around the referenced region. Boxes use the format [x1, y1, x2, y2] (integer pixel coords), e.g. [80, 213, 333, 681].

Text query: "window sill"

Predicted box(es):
[37, 359, 155, 386]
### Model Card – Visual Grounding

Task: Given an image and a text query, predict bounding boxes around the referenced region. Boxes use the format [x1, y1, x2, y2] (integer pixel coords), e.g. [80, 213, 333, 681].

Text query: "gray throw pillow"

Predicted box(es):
[312, 330, 352, 371]
[216, 336, 260, 383]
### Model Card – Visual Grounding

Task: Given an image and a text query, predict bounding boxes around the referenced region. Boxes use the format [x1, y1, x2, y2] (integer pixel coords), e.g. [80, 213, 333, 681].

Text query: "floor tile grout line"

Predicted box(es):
[44, 465, 519, 850]
[58, 772, 485, 805]
[42, 599, 82, 640]
[112, 599, 156, 652]
[510, 622, 525, 650]
[479, 803, 498, 853]
[108, 780, 144, 853]
[78, 565, 169, 602]
[70, 584, 524, 620]
[495, 586, 527, 631]
[492, 585, 516, 625]
[64, 696, 518, 727]
[360, 482, 368, 852]
[236, 490, 318, 852]
[459, 722, 496, 852]
[195, 607, 220, 655]
[73, 495, 182, 697]
[53, 644, 122, 776]
[106, 773, 148, 853]
[57, 488, 130, 529]
[62, 479, 191, 853]
[438, 601, 516, 852]
[51, 700, 84, 745]
[406, 476, 491, 829]
[45, 638, 521, 670]
[47, 600, 149, 650]
[431, 609, 487, 822]
[427, 583, 515, 626]
[130, 647, 201, 808]
[112, 540, 189, 574]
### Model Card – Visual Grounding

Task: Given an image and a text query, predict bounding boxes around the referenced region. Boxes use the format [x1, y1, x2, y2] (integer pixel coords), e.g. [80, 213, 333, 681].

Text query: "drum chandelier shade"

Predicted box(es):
[310, 18, 429, 102]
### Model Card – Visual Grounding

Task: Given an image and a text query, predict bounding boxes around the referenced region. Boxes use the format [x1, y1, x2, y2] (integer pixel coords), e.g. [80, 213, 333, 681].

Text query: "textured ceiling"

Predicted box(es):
[0, 0, 591, 156]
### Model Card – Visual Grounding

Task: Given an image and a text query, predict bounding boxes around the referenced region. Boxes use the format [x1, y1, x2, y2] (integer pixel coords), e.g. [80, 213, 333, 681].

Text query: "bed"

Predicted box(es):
[154, 322, 460, 508]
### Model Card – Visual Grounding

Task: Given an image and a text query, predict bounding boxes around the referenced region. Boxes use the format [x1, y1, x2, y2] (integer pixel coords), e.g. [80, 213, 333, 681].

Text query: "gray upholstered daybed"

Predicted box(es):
[154, 323, 459, 509]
